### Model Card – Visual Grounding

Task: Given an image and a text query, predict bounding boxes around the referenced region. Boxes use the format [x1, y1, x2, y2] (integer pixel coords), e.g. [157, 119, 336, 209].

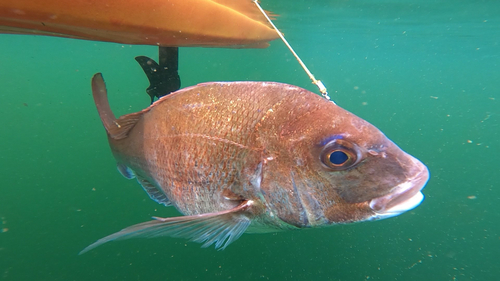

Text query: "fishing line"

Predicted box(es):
[253, 0, 332, 102]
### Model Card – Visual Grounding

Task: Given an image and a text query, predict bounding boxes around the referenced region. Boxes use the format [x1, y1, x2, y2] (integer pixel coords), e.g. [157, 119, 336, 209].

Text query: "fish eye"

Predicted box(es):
[320, 139, 360, 170]
[329, 150, 349, 165]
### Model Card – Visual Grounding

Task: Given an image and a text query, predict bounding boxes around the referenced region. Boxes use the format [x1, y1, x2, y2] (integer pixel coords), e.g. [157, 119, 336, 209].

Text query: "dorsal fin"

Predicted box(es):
[91, 73, 143, 140]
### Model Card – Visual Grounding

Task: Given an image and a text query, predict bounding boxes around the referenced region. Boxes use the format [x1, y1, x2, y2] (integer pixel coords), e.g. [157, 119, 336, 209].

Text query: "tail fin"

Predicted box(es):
[91, 73, 143, 140]
[92, 73, 119, 134]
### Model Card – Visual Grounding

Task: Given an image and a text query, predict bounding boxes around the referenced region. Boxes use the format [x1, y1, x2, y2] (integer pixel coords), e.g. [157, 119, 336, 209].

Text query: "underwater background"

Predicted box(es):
[0, 0, 498, 280]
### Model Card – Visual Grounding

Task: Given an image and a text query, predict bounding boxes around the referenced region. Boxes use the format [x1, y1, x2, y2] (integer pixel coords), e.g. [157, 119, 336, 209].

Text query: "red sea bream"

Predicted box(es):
[80, 73, 429, 253]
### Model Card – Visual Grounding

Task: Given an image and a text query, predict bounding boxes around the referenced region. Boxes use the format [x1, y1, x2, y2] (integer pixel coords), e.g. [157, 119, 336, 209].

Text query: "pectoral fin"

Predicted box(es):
[79, 200, 254, 254]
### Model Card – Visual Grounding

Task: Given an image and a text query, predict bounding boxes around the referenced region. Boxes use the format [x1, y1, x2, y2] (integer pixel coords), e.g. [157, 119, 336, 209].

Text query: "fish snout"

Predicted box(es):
[368, 157, 429, 220]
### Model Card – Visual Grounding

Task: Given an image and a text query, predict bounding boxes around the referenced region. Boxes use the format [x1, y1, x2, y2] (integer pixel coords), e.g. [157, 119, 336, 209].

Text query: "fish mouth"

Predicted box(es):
[369, 158, 430, 220]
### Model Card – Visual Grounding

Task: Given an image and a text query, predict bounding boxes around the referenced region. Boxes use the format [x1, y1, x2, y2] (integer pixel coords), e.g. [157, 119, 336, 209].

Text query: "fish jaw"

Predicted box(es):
[368, 156, 429, 220]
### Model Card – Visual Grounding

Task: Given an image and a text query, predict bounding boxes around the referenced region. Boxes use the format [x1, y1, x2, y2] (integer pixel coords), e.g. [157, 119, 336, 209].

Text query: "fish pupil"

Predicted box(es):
[329, 150, 349, 165]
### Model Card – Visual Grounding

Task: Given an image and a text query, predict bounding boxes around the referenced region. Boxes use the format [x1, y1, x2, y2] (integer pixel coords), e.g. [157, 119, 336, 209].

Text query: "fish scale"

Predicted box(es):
[136, 86, 267, 215]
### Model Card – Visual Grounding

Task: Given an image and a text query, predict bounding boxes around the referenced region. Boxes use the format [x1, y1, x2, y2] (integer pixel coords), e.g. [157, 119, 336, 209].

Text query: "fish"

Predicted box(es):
[80, 73, 429, 254]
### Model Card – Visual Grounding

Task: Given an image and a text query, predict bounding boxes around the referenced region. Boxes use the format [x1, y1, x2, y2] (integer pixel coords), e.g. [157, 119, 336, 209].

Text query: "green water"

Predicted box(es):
[0, 1, 498, 280]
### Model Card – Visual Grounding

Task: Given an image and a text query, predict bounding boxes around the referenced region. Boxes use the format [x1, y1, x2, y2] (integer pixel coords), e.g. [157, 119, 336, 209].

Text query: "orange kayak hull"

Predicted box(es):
[0, 0, 278, 47]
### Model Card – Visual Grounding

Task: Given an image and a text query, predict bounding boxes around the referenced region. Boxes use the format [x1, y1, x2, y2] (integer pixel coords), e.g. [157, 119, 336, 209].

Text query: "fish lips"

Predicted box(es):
[368, 158, 430, 220]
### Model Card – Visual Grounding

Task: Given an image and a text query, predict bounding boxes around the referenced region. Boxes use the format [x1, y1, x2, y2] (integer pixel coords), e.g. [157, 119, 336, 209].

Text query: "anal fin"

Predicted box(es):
[117, 163, 135, 179]
[115, 164, 171, 206]
[136, 175, 171, 206]
[79, 200, 254, 254]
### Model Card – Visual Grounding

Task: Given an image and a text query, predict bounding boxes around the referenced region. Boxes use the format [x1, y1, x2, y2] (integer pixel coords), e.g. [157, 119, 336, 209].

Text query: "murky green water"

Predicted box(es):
[0, 1, 498, 280]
